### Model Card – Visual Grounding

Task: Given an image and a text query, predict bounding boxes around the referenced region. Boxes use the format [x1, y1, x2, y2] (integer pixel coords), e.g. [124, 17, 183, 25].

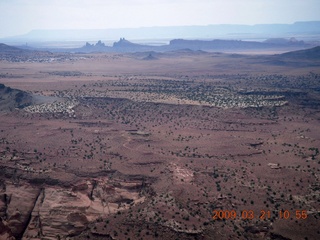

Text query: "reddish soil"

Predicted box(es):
[0, 51, 319, 239]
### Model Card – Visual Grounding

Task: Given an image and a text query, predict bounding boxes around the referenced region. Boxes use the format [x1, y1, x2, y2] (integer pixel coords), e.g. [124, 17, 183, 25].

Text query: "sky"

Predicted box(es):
[0, 0, 319, 38]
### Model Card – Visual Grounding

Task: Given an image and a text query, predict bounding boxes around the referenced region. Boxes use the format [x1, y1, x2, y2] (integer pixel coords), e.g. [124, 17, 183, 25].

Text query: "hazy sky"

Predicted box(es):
[0, 0, 319, 38]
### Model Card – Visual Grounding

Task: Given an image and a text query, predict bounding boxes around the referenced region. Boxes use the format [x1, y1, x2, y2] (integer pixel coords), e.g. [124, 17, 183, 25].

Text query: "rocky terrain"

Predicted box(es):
[0, 84, 33, 112]
[0, 175, 146, 239]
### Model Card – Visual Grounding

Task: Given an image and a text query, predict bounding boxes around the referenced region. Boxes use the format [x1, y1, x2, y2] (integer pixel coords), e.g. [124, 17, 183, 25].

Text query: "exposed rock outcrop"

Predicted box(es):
[0, 177, 146, 239]
[0, 84, 33, 111]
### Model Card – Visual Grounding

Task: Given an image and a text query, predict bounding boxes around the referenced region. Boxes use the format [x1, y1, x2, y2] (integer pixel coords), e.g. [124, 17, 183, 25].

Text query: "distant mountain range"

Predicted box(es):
[61, 37, 312, 53]
[0, 43, 30, 53]
[0, 37, 318, 54]
[1, 42, 319, 69]
[2, 21, 320, 43]
[248, 46, 320, 68]
[279, 46, 320, 59]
